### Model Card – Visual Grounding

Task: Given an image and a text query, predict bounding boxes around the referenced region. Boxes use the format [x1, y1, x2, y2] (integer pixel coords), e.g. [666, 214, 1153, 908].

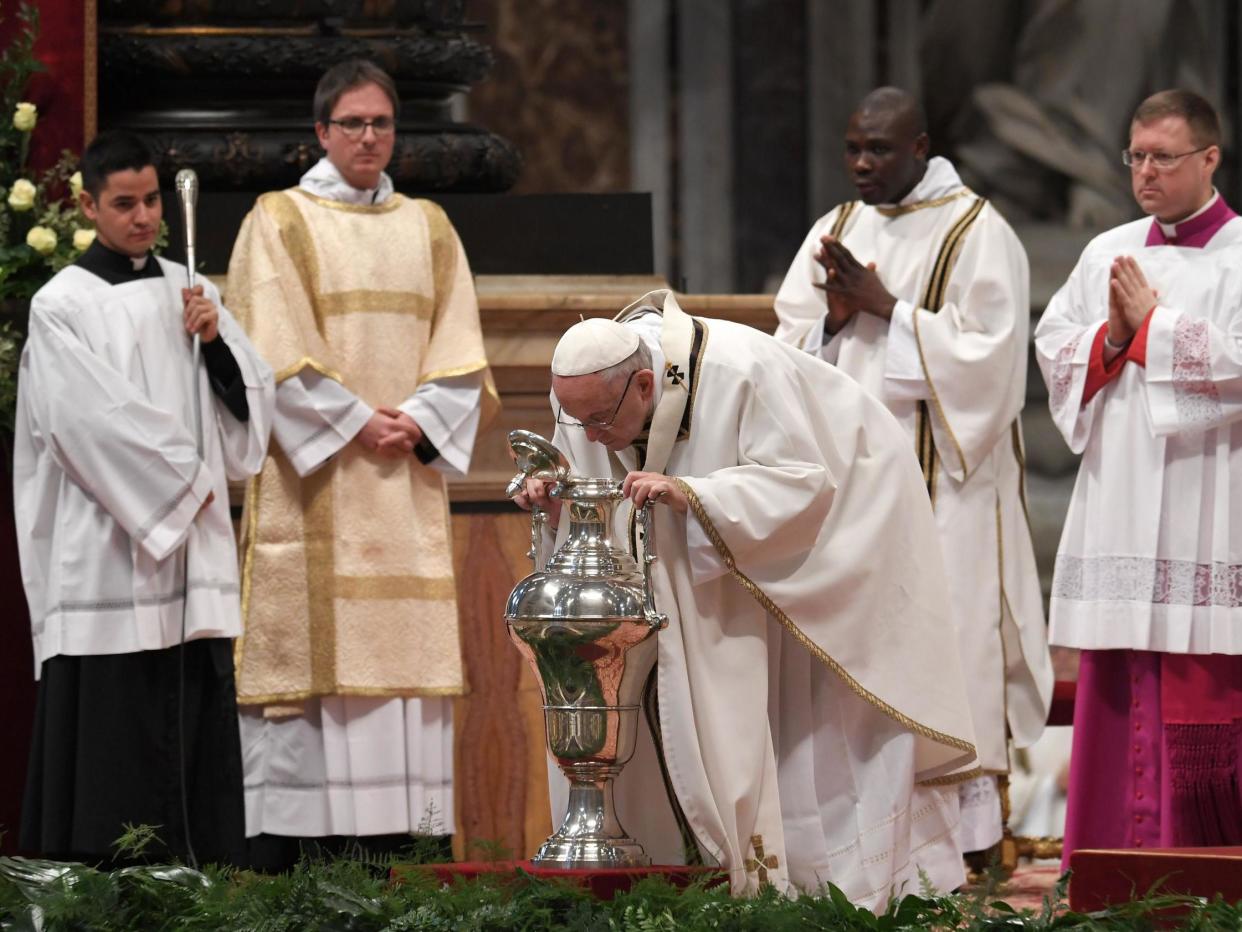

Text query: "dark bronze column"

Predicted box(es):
[98, 0, 521, 192]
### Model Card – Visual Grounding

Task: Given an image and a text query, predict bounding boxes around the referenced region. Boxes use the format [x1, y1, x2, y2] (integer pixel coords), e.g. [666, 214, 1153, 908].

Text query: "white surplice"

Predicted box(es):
[773, 157, 1054, 848]
[549, 294, 977, 908]
[1034, 214, 1242, 653]
[15, 261, 273, 670]
[237, 158, 482, 838]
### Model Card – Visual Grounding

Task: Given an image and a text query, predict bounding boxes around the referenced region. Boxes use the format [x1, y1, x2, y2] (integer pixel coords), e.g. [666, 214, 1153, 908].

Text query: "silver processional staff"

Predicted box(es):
[174, 168, 203, 452]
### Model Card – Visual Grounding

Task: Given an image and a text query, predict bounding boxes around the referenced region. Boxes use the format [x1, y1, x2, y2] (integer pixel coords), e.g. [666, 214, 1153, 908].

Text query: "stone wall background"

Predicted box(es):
[466, 0, 630, 195]
[463, 0, 1242, 597]
[466, 0, 1238, 288]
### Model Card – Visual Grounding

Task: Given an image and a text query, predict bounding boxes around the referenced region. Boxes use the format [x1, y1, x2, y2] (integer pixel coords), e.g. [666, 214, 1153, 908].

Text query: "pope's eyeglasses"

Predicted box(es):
[556, 371, 638, 430]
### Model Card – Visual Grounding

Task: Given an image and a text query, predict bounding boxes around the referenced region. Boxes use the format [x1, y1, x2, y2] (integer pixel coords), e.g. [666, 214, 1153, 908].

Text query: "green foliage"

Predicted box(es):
[0, 2, 93, 303]
[2, 845, 1241, 932]
[111, 822, 164, 861]
[467, 837, 516, 863]
[0, 317, 19, 437]
[0, 1, 40, 193]
[0, 0, 175, 440]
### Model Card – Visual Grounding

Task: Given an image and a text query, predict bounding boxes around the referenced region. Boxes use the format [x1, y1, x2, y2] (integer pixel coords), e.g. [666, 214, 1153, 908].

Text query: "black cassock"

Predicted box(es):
[19, 241, 248, 866]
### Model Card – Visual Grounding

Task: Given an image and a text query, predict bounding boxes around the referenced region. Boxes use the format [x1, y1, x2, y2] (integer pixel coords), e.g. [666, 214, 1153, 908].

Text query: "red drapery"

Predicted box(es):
[0, 0, 87, 169]
[0, 0, 89, 855]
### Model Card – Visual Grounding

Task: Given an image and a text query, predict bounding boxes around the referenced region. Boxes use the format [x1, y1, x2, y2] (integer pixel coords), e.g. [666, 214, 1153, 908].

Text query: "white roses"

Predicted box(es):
[25, 225, 56, 255]
[7, 178, 35, 211]
[73, 228, 96, 251]
[12, 102, 36, 132]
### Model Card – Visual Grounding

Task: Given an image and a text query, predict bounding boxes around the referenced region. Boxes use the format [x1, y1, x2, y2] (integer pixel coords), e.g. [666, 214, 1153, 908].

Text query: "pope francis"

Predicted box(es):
[516, 289, 979, 908]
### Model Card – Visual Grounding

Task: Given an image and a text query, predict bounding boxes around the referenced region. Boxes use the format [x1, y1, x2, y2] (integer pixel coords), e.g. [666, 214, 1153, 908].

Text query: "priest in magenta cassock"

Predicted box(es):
[517, 290, 978, 909]
[1036, 89, 1242, 859]
[772, 87, 1053, 854]
[15, 131, 274, 865]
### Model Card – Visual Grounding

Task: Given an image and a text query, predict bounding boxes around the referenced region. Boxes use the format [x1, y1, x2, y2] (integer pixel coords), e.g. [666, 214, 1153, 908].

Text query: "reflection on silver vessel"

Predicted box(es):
[504, 430, 667, 868]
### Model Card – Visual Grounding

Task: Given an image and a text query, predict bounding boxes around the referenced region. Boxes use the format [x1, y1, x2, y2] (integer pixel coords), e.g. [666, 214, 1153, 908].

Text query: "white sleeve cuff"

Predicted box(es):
[820, 317, 846, 364]
[399, 373, 485, 477]
[882, 300, 930, 401]
[289, 399, 372, 476]
[273, 372, 372, 477]
[686, 511, 730, 586]
[138, 461, 215, 562]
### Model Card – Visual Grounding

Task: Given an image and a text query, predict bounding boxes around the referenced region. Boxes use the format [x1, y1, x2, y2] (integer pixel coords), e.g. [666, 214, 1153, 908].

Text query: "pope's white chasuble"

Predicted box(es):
[551, 291, 978, 907]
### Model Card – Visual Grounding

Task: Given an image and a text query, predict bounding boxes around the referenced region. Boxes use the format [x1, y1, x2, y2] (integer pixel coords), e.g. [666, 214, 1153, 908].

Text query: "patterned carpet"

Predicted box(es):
[967, 863, 1064, 913]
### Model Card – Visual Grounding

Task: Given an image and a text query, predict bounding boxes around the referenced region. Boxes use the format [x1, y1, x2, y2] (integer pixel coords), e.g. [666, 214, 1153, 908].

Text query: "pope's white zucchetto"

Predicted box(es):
[550, 317, 641, 377]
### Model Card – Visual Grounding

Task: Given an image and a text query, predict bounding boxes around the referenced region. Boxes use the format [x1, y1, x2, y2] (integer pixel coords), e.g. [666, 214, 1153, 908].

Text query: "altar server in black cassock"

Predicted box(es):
[15, 130, 274, 865]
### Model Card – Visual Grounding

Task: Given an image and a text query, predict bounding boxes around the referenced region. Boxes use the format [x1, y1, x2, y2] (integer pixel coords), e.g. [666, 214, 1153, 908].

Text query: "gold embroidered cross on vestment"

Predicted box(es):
[745, 834, 779, 885]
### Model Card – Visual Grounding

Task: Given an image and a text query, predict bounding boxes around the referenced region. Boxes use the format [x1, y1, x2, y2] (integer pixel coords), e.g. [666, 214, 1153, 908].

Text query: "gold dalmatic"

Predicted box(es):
[227, 189, 497, 708]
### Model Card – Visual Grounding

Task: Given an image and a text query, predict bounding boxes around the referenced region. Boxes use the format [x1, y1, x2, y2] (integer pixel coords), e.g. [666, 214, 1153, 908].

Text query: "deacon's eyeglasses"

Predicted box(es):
[329, 117, 397, 139]
[556, 371, 638, 430]
[1122, 146, 1211, 172]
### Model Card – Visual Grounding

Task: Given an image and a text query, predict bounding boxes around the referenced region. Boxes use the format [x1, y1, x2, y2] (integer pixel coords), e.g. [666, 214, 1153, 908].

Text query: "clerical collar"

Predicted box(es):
[1145, 190, 1237, 248]
[874, 156, 969, 216]
[299, 156, 395, 206]
[74, 239, 162, 286]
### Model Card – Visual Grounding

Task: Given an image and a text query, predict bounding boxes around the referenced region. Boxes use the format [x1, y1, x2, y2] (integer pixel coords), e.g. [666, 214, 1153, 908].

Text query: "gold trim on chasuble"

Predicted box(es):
[995, 494, 1014, 776]
[672, 478, 977, 774]
[911, 195, 987, 501]
[261, 191, 327, 341]
[237, 452, 464, 705]
[318, 289, 435, 319]
[334, 575, 458, 600]
[267, 190, 437, 334]
[829, 200, 859, 238]
[412, 198, 502, 421]
[920, 765, 986, 787]
[274, 356, 345, 385]
[238, 468, 262, 646]
[418, 358, 491, 386]
[301, 461, 337, 697]
[235, 190, 466, 706]
[419, 199, 456, 307]
[257, 194, 377, 387]
[294, 187, 407, 214]
[875, 189, 972, 217]
[1011, 420, 1031, 529]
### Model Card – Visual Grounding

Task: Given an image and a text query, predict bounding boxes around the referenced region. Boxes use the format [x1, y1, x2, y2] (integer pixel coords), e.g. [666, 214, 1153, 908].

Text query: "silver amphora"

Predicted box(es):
[504, 430, 667, 868]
